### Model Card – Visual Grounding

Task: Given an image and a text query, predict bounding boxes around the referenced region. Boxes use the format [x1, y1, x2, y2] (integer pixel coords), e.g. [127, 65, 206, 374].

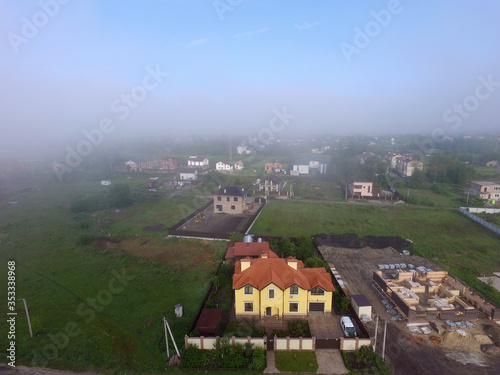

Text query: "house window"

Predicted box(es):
[289, 303, 299, 312]
[217, 196, 221, 201]
[269, 289, 275, 299]
[226, 197, 230, 202]
[289, 285, 299, 295]
[311, 286, 324, 296]
[244, 303, 253, 312]
[234, 197, 238, 202]
[231, 205, 235, 210]
[244, 285, 253, 295]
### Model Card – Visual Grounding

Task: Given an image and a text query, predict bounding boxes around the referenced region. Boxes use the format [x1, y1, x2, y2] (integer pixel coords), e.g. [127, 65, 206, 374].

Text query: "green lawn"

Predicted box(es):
[252, 200, 500, 304]
[0, 178, 223, 373]
[274, 351, 318, 372]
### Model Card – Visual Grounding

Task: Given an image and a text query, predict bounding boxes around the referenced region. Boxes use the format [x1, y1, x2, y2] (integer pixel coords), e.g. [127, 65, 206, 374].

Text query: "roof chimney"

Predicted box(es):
[241, 258, 251, 272]
[287, 257, 298, 270]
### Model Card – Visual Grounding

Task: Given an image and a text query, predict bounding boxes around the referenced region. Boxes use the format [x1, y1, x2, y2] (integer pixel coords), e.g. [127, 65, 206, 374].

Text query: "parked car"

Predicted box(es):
[340, 316, 356, 338]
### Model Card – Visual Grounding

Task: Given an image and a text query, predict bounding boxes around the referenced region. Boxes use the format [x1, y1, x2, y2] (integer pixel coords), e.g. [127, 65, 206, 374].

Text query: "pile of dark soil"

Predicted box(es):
[314, 233, 411, 251]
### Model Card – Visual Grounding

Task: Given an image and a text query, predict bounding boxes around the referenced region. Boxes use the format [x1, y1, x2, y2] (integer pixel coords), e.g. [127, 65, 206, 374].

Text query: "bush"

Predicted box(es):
[76, 234, 93, 246]
[182, 340, 258, 370]
[249, 347, 266, 369]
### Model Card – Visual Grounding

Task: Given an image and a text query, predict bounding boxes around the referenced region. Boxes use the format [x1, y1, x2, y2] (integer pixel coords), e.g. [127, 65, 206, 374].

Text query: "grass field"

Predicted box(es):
[0, 177, 225, 373]
[251, 200, 500, 304]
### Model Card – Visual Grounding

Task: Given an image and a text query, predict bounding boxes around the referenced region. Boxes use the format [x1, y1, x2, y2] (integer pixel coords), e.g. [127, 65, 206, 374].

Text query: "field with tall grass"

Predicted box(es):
[251, 200, 500, 304]
[0, 176, 226, 373]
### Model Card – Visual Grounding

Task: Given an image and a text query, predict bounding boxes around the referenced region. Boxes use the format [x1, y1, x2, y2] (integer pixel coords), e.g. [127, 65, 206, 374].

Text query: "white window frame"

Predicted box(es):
[289, 302, 299, 313]
[244, 302, 253, 312]
[244, 285, 253, 295]
[289, 285, 299, 295]
[311, 286, 325, 296]
[268, 288, 275, 299]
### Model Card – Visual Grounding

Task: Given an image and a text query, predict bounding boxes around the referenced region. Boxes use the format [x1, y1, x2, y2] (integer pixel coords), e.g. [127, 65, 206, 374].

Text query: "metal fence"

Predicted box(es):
[460, 207, 500, 236]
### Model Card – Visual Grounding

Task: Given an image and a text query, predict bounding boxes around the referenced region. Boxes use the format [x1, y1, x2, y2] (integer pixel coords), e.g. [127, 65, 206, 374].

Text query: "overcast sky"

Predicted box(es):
[1, 0, 500, 153]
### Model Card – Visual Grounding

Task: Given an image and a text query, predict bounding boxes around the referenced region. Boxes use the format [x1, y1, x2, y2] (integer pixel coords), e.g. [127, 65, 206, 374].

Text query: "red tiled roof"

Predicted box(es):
[225, 242, 273, 259]
[233, 256, 335, 292]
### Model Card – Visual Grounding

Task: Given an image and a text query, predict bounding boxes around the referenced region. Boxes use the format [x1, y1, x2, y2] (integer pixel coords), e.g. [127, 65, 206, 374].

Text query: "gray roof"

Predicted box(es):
[214, 186, 247, 196]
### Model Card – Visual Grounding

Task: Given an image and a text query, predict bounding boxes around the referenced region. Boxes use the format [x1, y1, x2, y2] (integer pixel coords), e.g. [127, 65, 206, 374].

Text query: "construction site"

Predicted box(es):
[317, 243, 500, 375]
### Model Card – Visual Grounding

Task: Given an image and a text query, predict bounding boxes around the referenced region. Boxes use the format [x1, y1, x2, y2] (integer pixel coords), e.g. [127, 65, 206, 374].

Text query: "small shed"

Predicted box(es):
[195, 308, 222, 336]
[351, 294, 372, 319]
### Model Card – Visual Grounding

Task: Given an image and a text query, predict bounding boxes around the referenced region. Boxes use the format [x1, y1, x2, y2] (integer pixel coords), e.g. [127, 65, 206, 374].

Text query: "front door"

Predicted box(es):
[266, 307, 272, 316]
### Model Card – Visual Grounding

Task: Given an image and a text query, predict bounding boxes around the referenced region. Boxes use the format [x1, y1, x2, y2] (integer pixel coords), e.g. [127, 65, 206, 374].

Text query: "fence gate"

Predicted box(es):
[316, 338, 340, 349]
[266, 337, 274, 351]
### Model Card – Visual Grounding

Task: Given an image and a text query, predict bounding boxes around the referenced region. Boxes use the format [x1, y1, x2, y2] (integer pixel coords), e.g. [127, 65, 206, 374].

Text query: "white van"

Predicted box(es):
[340, 316, 356, 338]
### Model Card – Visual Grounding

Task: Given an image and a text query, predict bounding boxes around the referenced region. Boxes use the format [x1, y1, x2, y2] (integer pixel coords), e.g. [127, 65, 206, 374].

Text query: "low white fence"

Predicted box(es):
[466, 207, 500, 214]
[460, 207, 500, 235]
[185, 336, 265, 350]
[275, 337, 314, 351]
[341, 337, 372, 351]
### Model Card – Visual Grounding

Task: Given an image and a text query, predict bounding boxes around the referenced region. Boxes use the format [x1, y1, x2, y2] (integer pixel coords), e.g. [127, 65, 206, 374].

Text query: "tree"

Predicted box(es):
[108, 183, 133, 207]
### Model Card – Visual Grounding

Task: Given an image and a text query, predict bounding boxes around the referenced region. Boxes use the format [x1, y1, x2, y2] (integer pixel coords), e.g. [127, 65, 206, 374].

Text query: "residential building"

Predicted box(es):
[395, 157, 423, 177]
[234, 161, 244, 170]
[213, 186, 247, 214]
[348, 182, 374, 198]
[360, 152, 377, 165]
[179, 168, 198, 180]
[125, 160, 138, 171]
[236, 146, 251, 155]
[384, 153, 403, 169]
[469, 181, 500, 200]
[291, 155, 329, 175]
[258, 175, 283, 194]
[233, 250, 335, 317]
[187, 156, 209, 169]
[265, 162, 283, 173]
[216, 161, 233, 171]
[486, 160, 499, 167]
[225, 241, 272, 262]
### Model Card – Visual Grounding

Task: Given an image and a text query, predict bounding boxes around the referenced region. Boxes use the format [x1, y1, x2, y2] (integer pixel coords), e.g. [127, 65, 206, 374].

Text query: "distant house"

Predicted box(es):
[187, 156, 209, 169]
[101, 180, 111, 186]
[259, 175, 283, 194]
[395, 157, 423, 177]
[236, 146, 251, 155]
[225, 241, 272, 262]
[233, 249, 335, 317]
[125, 160, 138, 171]
[291, 155, 329, 175]
[348, 182, 376, 198]
[179, 168, 198, 180]
[265, 162, 283, 173]
[469, 181, 500, 200]
[486, 160, 499, 167]
[216, 161, 233, 171]
[360, 152, 378, 165]
[384, 153, 403, 169]
[234, 161, 244, 170]
[137, 158, 178, 171]
[213, 186, 247, 214]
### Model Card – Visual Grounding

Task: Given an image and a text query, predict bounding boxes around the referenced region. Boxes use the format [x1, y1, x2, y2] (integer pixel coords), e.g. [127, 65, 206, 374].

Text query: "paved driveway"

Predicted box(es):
[308, 312, 343, 339]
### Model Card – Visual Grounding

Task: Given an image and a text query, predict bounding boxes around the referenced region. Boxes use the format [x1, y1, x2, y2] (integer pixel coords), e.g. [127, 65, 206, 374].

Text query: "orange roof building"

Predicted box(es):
[233, 252, 335, 317]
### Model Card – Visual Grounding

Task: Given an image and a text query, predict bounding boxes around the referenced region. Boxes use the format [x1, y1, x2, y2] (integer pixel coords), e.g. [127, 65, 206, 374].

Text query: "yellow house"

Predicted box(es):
[233, 251, 335, 318]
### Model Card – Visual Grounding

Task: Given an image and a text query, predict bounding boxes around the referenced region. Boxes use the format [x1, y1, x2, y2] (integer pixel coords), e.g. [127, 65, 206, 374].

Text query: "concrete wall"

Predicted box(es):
[274, 337, 315, 351]
[185, 336, 265, 349]
[466, 207, 500, 214]
[340, 338, 372, 351]
[460, 207, 500, 235]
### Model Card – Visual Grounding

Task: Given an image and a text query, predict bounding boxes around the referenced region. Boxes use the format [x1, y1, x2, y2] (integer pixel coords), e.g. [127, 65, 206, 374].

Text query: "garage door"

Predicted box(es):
[309, 302, 325, 313]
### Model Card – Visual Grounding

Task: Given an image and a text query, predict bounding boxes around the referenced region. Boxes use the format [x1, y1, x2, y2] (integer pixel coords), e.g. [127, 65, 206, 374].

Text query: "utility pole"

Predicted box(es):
[373, 315, 379, 352]
[18, 298, 33, 337]
[382, 320, 388, 361]
[163, 317, 170, 359]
